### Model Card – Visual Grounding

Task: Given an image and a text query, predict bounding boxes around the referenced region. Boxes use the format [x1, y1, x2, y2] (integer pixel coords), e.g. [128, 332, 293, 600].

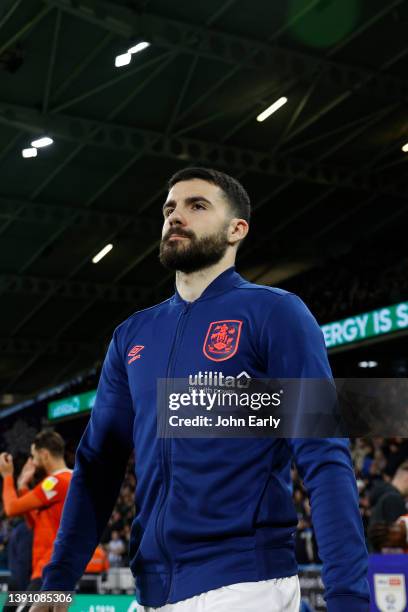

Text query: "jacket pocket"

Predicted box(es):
[253, 472, 298, 529]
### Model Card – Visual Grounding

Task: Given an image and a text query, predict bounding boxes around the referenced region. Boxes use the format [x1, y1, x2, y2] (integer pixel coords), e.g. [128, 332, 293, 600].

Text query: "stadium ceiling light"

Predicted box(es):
[31, 136, 53, 148]
[402, 142, 408, 153]
[358, 360, 378, 368]
[115, 52, 132, 68]
[115, 42, 150, 68]
[22, 147, 37, 158]
[92, 243, 113, 264]
[128, 41, 150, 55]
[256, 97, 288, 122]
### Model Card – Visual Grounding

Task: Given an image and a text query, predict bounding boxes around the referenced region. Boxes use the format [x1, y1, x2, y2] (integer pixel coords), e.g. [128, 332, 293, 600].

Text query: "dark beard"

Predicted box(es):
[159, 227, 229, 273]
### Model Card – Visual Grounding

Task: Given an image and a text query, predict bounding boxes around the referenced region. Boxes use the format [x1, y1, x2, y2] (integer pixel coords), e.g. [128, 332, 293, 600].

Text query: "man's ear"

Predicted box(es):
[228, 218, 249, 245]
[40, 448, 49, 462]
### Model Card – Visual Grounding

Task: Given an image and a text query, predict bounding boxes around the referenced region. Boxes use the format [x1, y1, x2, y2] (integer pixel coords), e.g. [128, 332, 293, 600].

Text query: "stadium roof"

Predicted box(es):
[0, 0, 407, 402]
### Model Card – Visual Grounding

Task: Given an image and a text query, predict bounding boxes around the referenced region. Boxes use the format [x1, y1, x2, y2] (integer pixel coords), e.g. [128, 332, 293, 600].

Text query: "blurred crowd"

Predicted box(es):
[293, 437, 408, 563]
[281, 251, 408, 324]
[1, 438, 407, 570]
[100, 457, 136, 568]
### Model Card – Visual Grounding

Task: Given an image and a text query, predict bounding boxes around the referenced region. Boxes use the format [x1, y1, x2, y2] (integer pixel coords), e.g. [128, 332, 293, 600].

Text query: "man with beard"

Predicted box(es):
[35, 168, 369, 611]
[0, 430, 72, 594]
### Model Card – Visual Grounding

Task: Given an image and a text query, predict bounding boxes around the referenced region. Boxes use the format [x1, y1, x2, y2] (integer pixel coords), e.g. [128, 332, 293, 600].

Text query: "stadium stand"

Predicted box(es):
[280, 249, 408, 325]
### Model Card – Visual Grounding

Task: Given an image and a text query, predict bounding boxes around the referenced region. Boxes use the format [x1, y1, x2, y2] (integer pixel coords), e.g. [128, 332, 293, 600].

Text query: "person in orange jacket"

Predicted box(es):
[0, 430, 72, 591]
[85, 545, 110, 574]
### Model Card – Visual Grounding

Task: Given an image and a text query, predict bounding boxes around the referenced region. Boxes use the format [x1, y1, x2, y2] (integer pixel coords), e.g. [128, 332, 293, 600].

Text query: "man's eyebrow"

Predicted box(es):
[162, 199, 175, 212]
[162, 195, 213, 212]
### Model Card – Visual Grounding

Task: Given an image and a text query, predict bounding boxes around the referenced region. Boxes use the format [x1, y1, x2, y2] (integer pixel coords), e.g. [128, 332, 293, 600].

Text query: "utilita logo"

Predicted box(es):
[128, 345, 144, 364]
[188, 370, 251, 389]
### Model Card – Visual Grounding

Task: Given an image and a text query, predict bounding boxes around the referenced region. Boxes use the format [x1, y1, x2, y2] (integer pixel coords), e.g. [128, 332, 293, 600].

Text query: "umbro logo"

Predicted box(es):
[128, 345, 144, 364]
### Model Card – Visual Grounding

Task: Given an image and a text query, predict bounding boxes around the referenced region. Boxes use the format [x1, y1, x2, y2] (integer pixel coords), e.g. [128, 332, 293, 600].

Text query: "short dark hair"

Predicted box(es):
[33, 430, 65, 458]
[168, 167, 251, 223]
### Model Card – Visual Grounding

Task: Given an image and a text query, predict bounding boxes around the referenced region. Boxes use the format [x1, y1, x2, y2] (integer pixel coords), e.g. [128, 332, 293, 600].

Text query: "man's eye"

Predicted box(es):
[164, 208, 174, 217]
[192, 203, 205, 210]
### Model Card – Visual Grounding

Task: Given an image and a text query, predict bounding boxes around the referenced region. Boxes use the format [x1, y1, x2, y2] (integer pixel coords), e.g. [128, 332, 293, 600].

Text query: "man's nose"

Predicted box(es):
[168, 208, 185, 226]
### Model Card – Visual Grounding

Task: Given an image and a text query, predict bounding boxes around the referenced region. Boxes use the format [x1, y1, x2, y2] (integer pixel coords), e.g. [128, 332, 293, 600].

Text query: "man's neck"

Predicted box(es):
[175, 258, 235, 303]
[46, 460, 67, 475]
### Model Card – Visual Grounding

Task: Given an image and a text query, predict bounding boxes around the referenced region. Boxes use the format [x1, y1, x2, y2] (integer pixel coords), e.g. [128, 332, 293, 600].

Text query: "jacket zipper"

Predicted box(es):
[155, 302, 191, 603]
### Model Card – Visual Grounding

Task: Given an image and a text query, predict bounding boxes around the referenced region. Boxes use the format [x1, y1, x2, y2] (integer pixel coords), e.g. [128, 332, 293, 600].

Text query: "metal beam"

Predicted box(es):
[205, 0, 238, 26]
[0, 5, 52, 57]
[171, 0, 383, 139]
[43, 0, 408, 102]
[283, 107, 395, 157]
[2, 293, 108, 391]
[238, 105, 406, 263]
[275, 75, 322, 149]
[281, 45, 408, 148]
[0, 0, 23, 32]
[0, 195, 159, 233]
[171, 1, 406, 139]
[0, 337, 100, 356]
[164, 53, 198, 136]
[53, 50, 169, 114]
[0, 274, 143, 303]
[42, 8, 62, 113]
[0, 102, 406, 199]
[27, 50, 175, 201]
[167, 0, 319, 134]
[51, 31, 114, 104]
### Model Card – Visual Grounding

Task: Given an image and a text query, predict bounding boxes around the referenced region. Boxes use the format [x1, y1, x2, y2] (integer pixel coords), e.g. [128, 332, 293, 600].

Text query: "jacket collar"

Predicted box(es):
[173, 266, 245, 305]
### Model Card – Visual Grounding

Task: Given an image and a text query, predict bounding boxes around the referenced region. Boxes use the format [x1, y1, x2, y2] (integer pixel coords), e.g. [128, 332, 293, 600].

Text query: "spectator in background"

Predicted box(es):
[2, 520, 33, 612]
[0, 537, 8, 569]
[0, 430, 72, 590]
[295, 497, 320, 565]
[77, 545, 110, 595]
[107, 530, 125, 568]
[121, 524, 131, 566]
[109, 510, 124, 535]
[368, 460, 408, 551]
[7, 520, 33, 590]
[384, 438, 408, 477]
[85, 545, 109, 575]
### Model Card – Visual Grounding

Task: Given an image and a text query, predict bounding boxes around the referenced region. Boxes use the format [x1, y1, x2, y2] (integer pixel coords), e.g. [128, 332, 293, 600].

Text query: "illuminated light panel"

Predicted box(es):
[128, 41, 150, 54]
[256, 97, 288, 122]
[358, 360, 378, 368]
[31, 136, 53, 148]
[92, 243, 113, 264]
[22, 147, 37, 158]
[115, 53, 131, 68]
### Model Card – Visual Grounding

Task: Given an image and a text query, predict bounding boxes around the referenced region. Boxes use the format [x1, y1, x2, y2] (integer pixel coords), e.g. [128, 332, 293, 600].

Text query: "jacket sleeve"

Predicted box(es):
[2, 476, 44, 516]
[18, 485, 37, 529]
[263, 293, 369, 612]
[42, 327, 134, 590]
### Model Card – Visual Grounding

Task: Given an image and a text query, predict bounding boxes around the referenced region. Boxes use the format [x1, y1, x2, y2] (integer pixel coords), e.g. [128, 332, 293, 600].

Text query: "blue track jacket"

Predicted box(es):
[42, 267, 369, 610]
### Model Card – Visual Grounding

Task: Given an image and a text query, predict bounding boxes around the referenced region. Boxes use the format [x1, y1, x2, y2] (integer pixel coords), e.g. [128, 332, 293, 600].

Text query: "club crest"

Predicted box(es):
[203, 320, 243, 362]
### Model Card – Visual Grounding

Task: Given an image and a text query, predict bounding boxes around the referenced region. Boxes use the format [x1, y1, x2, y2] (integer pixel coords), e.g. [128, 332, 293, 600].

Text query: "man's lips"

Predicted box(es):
[167, 234, 190, 241]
